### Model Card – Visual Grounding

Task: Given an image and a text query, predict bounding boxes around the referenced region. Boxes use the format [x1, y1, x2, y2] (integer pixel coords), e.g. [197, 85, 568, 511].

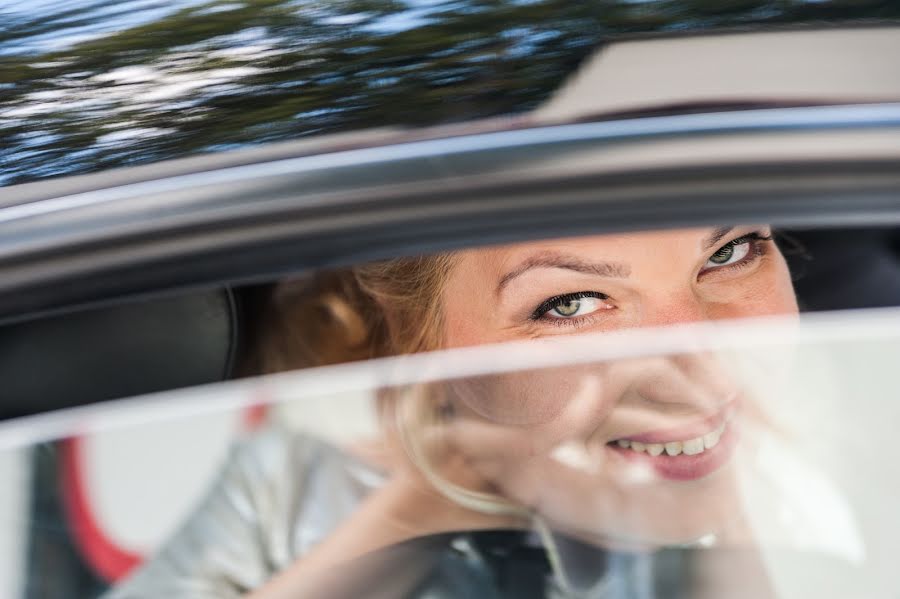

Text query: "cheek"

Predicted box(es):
[451, 365, 626, 445]
[754, 257, 799, 316]
[453, 370, 580, 425]
[443, 312, 490, 348]
[706, 256, 798, 319]
[442, 295, 525, 348]
[441, 274, 503, 349]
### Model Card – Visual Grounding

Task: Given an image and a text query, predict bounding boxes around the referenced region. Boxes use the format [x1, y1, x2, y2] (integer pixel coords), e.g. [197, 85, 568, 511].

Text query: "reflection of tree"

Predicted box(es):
[0, 0, 897, 186]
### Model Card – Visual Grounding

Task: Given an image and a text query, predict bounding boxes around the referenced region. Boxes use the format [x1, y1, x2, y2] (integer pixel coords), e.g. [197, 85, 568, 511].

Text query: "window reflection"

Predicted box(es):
[8, 226, 900, 598]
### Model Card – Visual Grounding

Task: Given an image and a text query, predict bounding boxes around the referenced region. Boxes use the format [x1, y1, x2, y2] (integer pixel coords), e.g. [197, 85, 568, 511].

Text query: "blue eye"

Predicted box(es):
[705, 233, 772, 270]
[532, 291, 610, 321]
[547, 296, 599, 318]
[706, 239, 751, 267]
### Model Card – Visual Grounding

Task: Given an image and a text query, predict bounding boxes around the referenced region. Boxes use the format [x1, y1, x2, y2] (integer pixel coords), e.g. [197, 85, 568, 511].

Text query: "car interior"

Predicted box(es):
[2, 12, 899, 599]
[4, 224, 900, 597]
[4, 226, 900, 420]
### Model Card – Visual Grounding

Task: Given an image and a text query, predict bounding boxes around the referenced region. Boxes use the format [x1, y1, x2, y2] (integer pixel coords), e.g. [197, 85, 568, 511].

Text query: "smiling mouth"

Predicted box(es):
[606, 410, 738, 481]
[611, 418, 728, 457]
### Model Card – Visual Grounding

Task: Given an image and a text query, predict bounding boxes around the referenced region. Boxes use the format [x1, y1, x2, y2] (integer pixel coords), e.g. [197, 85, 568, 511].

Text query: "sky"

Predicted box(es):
[0, 0, 452, 55]
[0, 0, 212, 55]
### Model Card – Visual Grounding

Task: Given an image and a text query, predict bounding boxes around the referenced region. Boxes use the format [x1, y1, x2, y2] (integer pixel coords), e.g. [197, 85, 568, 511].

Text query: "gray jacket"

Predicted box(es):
[105, 429, 659, 599]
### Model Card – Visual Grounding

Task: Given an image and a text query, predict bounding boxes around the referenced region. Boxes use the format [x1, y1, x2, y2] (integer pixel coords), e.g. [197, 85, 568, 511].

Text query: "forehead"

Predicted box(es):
[460, 228, 716, 272]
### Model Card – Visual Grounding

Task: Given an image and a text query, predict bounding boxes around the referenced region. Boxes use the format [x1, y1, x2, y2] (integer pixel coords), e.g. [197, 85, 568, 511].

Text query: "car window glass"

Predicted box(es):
[2, 307, 899, 598]
[4, 225, 900, 598]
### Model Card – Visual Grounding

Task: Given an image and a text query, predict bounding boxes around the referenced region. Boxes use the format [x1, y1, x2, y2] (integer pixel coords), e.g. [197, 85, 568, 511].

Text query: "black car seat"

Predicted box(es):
[0, 289, 240, 420]
[1, 288, 243, 597]
[3, 227, 899, 419]
[786, 228, 900, 312]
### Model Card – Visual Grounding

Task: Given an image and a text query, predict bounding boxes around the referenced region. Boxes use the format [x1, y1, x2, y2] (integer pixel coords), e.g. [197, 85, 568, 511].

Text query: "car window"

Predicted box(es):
[4, 3, 899, 597]
[4, 224, 900, 598]
[3, 303, 900, 598]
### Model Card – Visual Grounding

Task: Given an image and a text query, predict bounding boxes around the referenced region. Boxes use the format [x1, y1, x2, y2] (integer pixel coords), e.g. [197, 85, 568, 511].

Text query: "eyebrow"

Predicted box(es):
[497, 251, 630, 294]
[702, 226, 735, 251]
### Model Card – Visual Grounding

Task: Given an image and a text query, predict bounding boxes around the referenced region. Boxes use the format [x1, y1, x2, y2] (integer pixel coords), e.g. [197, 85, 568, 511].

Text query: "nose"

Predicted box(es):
[623, 354, 732, 413]
[639, 289, 709, 329]
[627, 290, 739, 414]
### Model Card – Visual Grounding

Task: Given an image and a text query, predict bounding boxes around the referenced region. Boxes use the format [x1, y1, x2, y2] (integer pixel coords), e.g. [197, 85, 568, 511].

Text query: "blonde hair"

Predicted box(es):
[248, 255, 569, 587]
[247, 254, 527, 511]
[247, 253, 456, 374]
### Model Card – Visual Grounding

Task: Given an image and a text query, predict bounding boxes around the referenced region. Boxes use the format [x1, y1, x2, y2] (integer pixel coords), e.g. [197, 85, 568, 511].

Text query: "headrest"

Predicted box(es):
[789, 229, 900, 312]
[0, 290, 238, 420]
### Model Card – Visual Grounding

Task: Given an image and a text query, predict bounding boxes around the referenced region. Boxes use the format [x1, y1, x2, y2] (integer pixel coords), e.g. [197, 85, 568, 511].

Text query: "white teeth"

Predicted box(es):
[703, 421, 726, 449]
[682, 437, 704, 455]
[664, 441, 683, 456]
[615, 420, 728, 458]
[702, 429, 721, 450]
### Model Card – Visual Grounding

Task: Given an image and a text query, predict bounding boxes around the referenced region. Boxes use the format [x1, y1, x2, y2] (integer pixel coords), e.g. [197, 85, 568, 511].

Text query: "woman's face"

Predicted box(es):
[437, 226, 798, 545]
[442, 226, 796, 345]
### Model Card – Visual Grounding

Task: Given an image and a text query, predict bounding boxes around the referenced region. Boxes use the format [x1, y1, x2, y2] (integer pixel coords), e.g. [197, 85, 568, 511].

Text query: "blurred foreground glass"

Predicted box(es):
[2, 311, 899, 598]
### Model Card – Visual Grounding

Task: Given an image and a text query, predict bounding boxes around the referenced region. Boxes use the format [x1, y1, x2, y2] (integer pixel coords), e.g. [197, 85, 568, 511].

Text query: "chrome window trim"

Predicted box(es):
[1, 103, 900, 321]
[3, 103, 900, 224]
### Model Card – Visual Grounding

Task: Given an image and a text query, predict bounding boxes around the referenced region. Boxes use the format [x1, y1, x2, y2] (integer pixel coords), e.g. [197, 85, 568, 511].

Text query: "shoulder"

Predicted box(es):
[104, 428, 383, 598]
[215, 426, 387, 569]
[225, 426, 384, 499]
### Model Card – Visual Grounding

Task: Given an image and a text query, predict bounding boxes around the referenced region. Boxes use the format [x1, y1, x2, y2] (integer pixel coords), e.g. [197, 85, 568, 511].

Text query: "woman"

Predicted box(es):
[108, 225, 797, 598]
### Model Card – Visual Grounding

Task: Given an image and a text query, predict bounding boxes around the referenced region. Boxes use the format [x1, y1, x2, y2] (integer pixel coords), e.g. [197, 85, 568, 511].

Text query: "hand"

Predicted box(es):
[429, 354, 757, 548]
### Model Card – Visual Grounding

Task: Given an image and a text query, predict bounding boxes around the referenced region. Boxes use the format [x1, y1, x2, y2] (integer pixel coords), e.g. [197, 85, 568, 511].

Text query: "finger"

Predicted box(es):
[441, 373, 604, 462]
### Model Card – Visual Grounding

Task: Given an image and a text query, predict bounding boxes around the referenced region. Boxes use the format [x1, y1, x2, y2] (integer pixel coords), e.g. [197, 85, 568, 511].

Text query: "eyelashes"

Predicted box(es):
[527, 230, 774, 326]
[529, 291, 608, 320]
[701, 231, 772, 275]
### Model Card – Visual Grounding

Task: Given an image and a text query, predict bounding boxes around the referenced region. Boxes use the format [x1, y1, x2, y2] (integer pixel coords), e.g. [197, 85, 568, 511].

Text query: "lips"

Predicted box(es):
[606, 408, 738, 481]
